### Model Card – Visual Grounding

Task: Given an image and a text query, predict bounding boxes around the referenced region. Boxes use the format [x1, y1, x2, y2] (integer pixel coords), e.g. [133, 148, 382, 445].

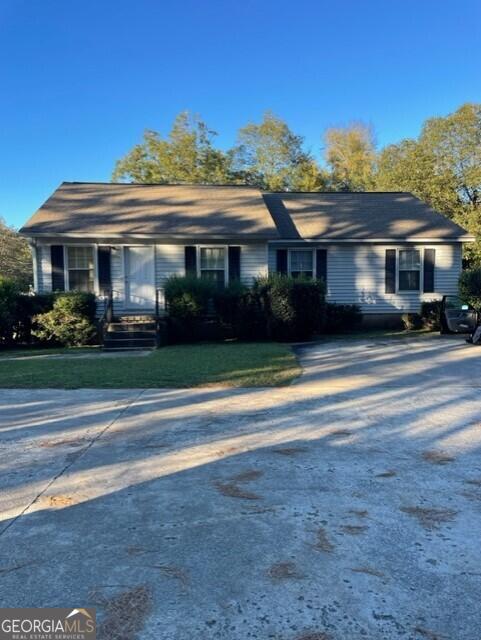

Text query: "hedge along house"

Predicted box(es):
[21, 182, 474, 327]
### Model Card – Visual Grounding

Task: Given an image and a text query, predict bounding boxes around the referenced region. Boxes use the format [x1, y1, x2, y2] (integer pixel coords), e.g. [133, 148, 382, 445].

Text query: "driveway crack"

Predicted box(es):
[0, 389, 146, 538]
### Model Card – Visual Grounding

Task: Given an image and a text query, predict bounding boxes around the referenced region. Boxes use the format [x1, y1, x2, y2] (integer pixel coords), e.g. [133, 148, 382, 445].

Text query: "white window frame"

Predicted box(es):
[396, 247, 422, 293]
[288, 248, 316, 278]
[196, 245, 229, 285]
[63, 244, 99, 294]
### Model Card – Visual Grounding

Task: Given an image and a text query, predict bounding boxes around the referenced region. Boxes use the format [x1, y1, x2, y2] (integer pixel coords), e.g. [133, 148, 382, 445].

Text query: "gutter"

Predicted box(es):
[267, 236, 476, 243]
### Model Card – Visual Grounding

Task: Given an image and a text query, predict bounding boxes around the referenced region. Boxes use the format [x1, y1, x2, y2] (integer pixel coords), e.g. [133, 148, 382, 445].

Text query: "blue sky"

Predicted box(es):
[1, 0, 480, 227]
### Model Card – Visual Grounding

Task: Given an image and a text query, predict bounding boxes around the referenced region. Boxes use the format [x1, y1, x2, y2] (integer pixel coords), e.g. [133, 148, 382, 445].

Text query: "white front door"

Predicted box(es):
[124, 246, 155, 310]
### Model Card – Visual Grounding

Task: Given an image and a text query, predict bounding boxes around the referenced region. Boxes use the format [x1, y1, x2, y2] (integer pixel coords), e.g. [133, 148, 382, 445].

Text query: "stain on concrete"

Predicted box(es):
[213, 481, 260, 500]
[41, 495, 75, 507]
[376, 470, 397, 478]
[272, 447, 308, 456]
[350, 567, 384, 578]
[414, 625, 446, 639]
[312, 527, 335, 553]
[151, 564, 189, 589]
[267, 561, 304, 581]
[340, 524, 368, 535]
[400, 506, 457, 530]
[95, 586, 152, 640]
[422, 450, 455, 465]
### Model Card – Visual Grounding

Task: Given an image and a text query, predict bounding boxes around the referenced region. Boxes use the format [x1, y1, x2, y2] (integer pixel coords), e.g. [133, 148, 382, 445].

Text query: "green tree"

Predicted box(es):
[112, 112, 232, 184]
[231, 112, 325, 191]
[0, 218, 32, 290]
[377, 103, 481, 264]
[324, 123, 377, 191]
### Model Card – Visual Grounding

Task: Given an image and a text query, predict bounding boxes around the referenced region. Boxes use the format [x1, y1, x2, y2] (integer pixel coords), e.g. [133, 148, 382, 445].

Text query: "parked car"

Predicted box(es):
[440, 295, 478, 334]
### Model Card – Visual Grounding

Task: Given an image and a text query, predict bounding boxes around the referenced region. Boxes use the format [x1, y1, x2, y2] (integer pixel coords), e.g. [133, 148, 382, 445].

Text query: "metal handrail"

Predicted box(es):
[100, 289, 120, 336]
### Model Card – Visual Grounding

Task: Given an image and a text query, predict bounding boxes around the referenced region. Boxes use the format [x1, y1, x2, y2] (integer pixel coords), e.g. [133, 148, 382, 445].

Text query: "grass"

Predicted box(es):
[0, 342, 301, 389]
[0, 346, 100, 359]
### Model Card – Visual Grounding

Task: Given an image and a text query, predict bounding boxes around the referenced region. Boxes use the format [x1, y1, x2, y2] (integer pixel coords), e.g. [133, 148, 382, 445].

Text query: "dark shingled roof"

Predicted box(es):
[262, 192, 472, 240]
[20, 182, 280, 239]
[20, 182, 473, 241]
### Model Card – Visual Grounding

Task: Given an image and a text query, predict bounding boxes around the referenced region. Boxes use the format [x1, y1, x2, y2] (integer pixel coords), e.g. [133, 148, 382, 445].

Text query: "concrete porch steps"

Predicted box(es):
[103, 316, 157, 351]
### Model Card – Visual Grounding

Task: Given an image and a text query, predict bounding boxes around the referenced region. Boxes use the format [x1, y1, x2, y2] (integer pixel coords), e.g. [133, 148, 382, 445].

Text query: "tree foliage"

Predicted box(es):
[377, 103, 481, 263]
[0, 218, 32, 290]
[459, 267, 481, 309]
[324, 123, 377, 191]
[112, 112, 232, 184]
[231, 111, 327, 191]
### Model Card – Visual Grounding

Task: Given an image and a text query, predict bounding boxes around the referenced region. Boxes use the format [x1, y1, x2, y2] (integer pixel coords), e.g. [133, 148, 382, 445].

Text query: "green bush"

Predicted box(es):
[164, 276, 218, 343]
[164, 276, 216, 319]
[33, 292, 97, 347]
[214, 282, 266, 340]
[255, 275, 325, 341]
[325, 303, 362, 333]
[420, 300, 442, 331]
[0, 277, 20, 344]
[459, 268, 481, 310]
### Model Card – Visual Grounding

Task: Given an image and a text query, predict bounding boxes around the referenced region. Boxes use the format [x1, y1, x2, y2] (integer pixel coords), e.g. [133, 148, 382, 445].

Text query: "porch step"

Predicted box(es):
[107, 323, 156, 333]
[103, 337, 156, 350]
[103, 314, 159, 351]
[106, 330, 156, 340]
[118, 315, 155, 323]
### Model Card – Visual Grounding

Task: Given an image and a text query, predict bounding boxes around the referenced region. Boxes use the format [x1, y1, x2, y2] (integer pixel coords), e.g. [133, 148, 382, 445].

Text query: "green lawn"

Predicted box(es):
[0, 342, 301, 389]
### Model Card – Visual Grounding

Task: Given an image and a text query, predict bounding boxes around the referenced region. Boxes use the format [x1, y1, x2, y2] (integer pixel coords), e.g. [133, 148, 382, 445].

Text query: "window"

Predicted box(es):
[398, 249, 420, 291]
[67, 246, 95, 292]
[289, 250, 313, 278]
[200, 247, 225, 288]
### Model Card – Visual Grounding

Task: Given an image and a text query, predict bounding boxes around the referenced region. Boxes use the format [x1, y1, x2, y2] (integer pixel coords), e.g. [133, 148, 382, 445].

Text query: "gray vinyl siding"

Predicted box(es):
[268, 243, 462, 314]
[239, 243, 268, 284]
[34, 241, 268, 315]
[36, 244, 52, 293]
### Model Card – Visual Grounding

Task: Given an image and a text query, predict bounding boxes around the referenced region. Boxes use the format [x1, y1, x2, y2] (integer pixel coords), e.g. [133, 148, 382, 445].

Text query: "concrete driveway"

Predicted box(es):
[0, 335, 480, 639]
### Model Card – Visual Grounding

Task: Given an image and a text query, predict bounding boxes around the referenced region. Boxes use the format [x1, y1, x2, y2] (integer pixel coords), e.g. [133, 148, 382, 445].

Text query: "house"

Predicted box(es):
[20, 182, 474, 326]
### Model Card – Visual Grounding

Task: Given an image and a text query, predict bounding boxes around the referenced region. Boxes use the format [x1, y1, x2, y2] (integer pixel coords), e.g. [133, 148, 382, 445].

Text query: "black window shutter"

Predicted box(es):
[51, 245, 65, 291]
[185, 246, 197, 276]
[316, 249, 327, 283]
[276, 249, 288, 275]
[98, 246, 112, 295]
[423, 248, 435, 293]
[228, 246, 241, 282]
[385, 249, 396, 293]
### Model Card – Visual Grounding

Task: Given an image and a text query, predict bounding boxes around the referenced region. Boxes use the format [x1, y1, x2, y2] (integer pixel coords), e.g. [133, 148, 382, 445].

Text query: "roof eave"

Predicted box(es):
[19, 230, 279, 241]
[268, 236, 475, 243]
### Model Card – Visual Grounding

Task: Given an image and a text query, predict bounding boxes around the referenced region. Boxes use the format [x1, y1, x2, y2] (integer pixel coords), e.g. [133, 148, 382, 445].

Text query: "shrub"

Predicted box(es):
[0, 277, 20, 344]
[401, 313, 423, 331]
[255, 275, 325, 341]
[325, 303, 362, 333]
[213, 281, 248, 325]
[164, 276, 216, 319]
[214, 282, 266, 340]
[459, 268, 481, 310]
[420, 300, 442, 331]
[33, 292, 97, 347]
[0, 277, 56, 346]
[164, 276, 218, 343]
